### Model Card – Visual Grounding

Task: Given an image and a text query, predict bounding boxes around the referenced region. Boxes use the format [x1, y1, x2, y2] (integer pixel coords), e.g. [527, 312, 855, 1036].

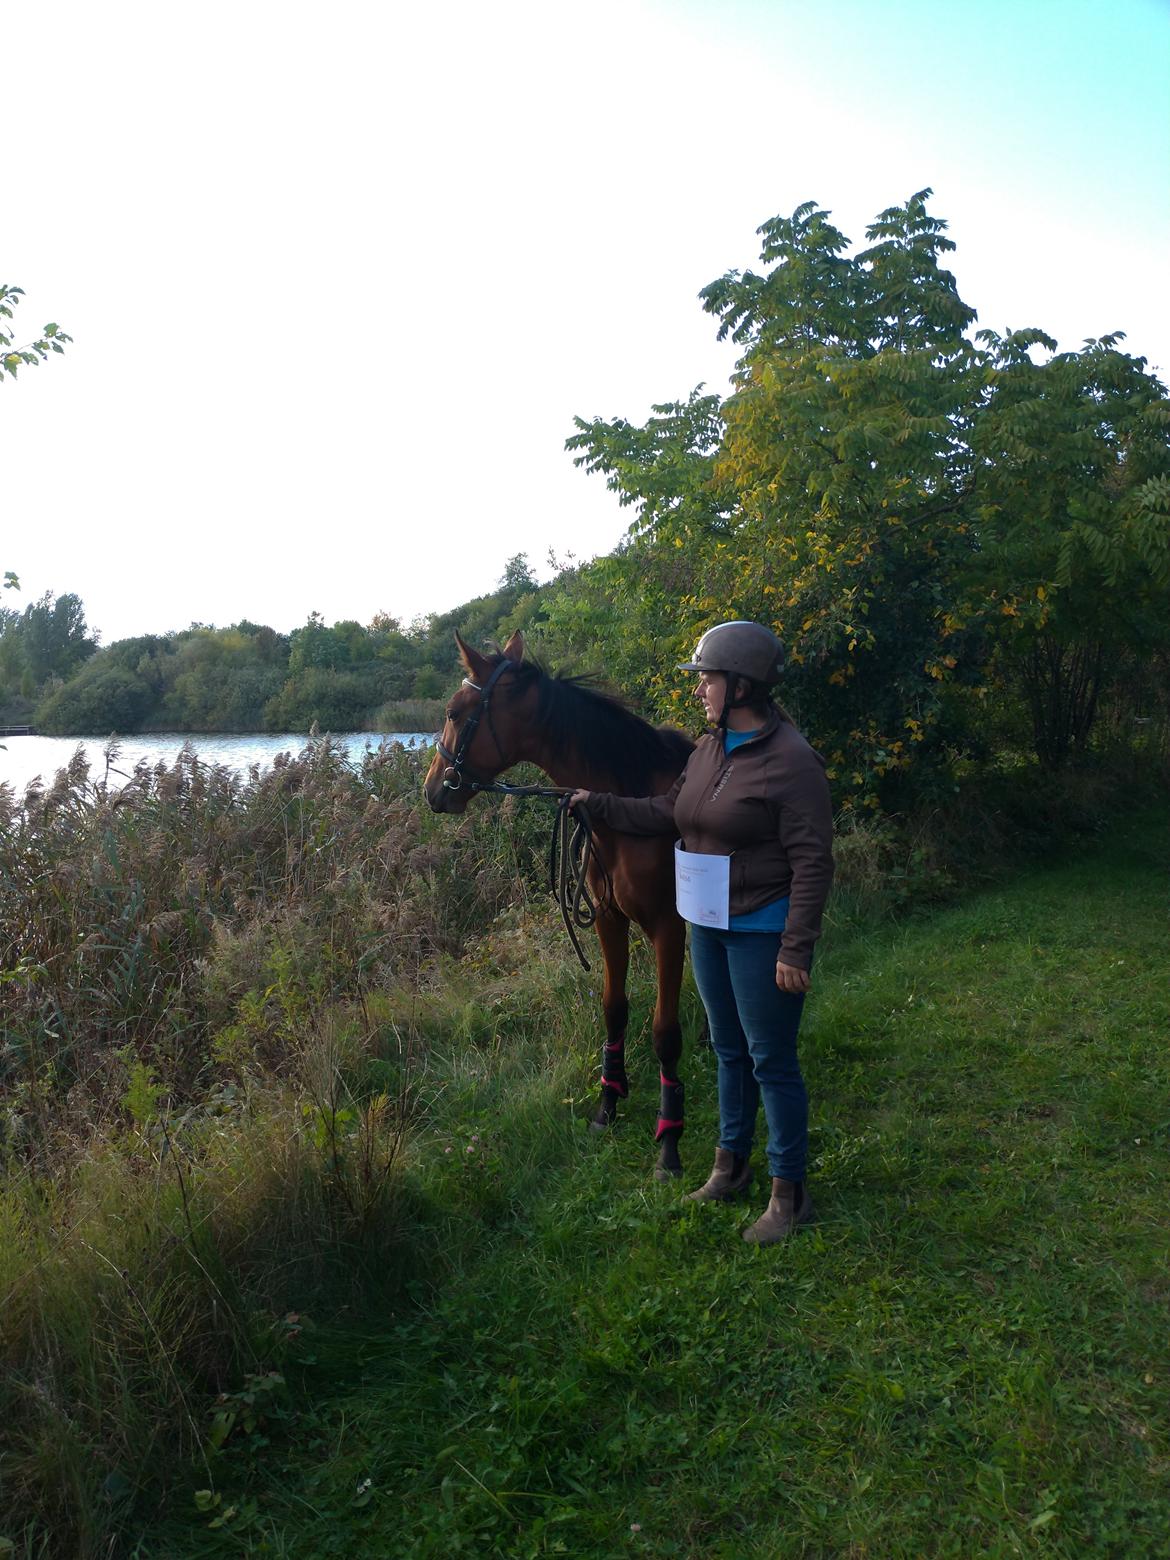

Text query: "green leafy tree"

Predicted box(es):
[287, 613, 349, 674]
[161, 628, 284, 730]
[409, 557, 559, 692]
[15, 592, 97, 683]
[560, 191, 1170, 797]
[557, 391, 735, 704]
[967, 330, 1170, 765]
[498, 554, 538, 593]
[0, 591, 98, 723]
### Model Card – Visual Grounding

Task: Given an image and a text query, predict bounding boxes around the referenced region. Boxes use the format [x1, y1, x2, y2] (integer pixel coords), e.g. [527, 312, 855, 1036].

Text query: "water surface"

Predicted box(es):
[0, 731, 433, 796]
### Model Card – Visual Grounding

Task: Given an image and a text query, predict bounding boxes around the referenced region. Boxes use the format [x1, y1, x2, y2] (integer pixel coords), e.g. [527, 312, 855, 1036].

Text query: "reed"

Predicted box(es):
[0, 735, 550, 1553]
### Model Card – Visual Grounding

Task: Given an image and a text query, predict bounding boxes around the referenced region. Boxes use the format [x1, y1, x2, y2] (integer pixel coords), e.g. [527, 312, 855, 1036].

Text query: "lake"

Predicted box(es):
[0, 731, 434, 796]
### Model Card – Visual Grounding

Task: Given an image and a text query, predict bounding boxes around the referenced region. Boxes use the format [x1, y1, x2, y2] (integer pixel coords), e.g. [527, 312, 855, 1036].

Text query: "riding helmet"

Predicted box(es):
[678, 621, 785, 686]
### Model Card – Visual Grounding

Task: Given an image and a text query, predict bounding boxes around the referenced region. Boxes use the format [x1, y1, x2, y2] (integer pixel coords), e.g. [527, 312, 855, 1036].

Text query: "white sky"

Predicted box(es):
[4, 0, 1168, 645]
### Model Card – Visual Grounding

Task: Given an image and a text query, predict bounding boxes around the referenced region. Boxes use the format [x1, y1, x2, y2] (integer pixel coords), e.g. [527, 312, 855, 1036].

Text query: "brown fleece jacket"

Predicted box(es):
[587, 708, 834, 970]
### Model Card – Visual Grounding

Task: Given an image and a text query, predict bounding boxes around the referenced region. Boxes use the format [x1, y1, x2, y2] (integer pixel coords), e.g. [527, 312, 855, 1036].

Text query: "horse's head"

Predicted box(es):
[423, 629, 531, 813]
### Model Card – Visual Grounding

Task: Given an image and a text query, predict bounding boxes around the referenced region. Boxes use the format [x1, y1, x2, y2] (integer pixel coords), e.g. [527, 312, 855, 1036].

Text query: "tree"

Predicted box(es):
[498, 554, 538, 594]
[563, 194, 989, 798]
[18, 592, 98, 682]
[0, 591, 98, 721]
[561, 192, 1170, 795]
[966, 330, 1170, 765]
[287, 613, 349, 674]
[557, 390, 737, 703]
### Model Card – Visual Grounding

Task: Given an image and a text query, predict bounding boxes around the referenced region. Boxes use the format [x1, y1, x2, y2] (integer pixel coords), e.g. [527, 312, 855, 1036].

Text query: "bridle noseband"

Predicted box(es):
[435, 657, 515, 792]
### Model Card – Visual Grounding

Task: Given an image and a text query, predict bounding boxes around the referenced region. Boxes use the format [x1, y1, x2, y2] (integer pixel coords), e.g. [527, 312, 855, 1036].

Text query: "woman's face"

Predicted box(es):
[694, 670, 727, 723]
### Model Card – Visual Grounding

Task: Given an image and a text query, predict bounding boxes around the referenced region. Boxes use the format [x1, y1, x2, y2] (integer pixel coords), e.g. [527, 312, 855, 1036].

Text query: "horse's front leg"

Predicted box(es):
[591, 908, 631, 1131]
[651, 915, 687, 1182]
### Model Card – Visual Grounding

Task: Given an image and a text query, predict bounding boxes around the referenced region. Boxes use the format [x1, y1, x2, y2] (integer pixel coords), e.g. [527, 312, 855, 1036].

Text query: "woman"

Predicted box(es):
[570, 621, 834, 1244]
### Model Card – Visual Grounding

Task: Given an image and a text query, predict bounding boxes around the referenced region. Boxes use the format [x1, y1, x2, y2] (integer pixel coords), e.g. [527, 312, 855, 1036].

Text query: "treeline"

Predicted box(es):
[6, 557, 544, 735]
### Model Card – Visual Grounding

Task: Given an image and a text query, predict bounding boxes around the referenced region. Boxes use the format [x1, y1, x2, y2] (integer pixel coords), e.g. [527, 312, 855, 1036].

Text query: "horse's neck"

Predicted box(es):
[528, 743, 614, 792]
[519, 730, 676, 796]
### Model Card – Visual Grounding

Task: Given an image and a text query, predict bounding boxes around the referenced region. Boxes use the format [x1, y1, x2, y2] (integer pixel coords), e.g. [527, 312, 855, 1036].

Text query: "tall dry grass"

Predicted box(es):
[0, 736, 549, 1554]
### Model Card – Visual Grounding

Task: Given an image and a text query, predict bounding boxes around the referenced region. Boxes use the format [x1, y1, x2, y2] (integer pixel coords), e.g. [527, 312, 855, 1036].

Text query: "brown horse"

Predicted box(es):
[423, 630, 694, 1180]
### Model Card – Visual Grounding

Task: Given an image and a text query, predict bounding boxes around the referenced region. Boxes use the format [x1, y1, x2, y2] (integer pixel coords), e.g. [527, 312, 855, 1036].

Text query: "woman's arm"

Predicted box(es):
[569, 769, 685, 836]
[774, 759, 835, 978]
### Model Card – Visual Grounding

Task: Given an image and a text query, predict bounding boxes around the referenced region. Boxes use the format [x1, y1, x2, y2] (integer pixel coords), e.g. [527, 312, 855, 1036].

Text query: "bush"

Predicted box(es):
[36, 664, 154, 734]
[263, 666, 385, 731]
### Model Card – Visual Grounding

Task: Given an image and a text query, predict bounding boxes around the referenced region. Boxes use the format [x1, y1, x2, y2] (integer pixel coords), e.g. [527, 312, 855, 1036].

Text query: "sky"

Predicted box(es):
[4, 0, 1169, 646]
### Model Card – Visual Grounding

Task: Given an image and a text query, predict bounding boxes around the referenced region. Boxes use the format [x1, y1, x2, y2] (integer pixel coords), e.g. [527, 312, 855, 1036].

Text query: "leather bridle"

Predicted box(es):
[435, 657, 516, 792]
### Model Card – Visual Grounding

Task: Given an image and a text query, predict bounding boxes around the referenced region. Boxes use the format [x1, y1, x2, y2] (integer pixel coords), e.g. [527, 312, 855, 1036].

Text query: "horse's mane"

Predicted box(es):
[490, 654, 694, 793]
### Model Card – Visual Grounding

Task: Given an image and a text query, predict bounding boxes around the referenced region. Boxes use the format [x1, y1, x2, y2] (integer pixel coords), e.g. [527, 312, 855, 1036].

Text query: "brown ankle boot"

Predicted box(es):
[742, 1177, 814, 1243]
[686, 1147, 753, 1202]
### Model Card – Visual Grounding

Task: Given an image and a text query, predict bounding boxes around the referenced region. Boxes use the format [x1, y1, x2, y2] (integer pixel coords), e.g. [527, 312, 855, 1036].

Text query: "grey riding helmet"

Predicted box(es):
[678, 621, 785, 686]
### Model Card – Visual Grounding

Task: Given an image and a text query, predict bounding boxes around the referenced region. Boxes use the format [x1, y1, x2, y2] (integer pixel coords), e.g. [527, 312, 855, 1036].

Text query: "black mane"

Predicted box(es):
[492, 655, 693, 793]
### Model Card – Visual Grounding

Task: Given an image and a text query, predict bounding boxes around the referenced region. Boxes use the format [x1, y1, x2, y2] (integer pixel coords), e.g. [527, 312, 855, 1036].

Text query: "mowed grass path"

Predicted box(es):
[149, 818, 1169, 1559]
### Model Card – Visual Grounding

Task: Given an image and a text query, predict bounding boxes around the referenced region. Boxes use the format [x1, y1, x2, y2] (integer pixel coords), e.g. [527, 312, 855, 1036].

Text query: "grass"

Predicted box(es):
[133, 813, 1169, 1560]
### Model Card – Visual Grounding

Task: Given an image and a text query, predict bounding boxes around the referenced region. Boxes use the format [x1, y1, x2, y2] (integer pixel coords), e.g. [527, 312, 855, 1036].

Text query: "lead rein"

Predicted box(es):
[470, 779, 612, 971]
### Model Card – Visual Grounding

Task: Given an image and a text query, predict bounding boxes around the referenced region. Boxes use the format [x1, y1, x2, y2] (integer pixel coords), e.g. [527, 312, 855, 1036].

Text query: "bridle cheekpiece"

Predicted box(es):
[435, 657, 515, 792]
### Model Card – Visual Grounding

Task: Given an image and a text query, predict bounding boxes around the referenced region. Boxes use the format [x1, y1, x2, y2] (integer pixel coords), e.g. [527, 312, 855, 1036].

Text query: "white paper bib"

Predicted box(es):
[674, 842, 731, 929]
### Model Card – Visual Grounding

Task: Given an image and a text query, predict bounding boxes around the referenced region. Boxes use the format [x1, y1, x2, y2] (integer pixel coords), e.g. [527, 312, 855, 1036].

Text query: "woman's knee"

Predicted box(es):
[750, 1051, 806, 1091]
[707, 1022, 752, 1067]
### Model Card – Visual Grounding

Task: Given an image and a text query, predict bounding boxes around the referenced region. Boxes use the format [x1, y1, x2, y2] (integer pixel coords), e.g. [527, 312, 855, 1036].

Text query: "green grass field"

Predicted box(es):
[139, 816, 1169, 1559]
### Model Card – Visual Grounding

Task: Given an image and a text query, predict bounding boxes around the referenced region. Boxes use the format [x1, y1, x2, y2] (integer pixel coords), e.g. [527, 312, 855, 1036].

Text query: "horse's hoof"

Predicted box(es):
[653, 1162, 683, 1183]
[591, 1097, 619, 1132]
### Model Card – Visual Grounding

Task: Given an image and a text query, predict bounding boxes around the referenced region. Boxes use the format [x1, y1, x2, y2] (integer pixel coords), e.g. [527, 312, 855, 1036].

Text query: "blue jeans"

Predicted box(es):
[689, 925, 809, 1181]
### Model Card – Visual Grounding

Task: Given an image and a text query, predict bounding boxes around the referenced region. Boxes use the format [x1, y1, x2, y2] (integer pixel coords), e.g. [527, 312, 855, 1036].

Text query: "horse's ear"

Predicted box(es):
[454, 631, 491, 682]
[502, 630, 525, 664]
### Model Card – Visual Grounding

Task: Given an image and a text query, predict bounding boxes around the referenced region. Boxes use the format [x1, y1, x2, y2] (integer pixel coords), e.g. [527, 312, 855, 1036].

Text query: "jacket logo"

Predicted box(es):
[710, 762, 734, 802]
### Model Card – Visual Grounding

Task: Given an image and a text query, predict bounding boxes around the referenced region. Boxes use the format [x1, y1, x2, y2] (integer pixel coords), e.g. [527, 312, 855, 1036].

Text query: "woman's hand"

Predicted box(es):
[775, 959, 810, 994]
[568, 789, 592, 811]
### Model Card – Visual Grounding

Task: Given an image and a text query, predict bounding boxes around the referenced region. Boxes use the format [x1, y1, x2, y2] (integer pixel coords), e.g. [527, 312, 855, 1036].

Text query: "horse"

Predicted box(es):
[423, 629, 695, 1180]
